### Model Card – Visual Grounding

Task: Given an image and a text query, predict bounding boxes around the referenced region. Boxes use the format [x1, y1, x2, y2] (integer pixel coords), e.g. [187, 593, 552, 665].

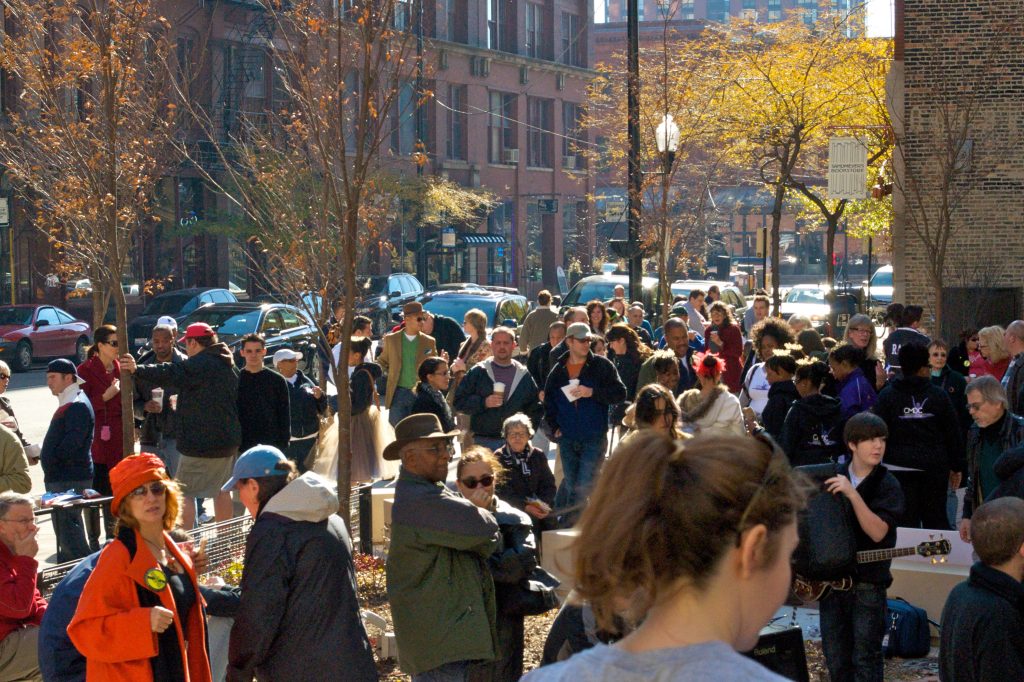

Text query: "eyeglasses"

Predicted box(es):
[460, 474, 494, 489]
[104, 340, 119, 347]
[0, 375, 10, 380]
[0, 517, 34, 525]
[967, 401, 985, 412]
[128, 481, 167, 498]
[505, 430, 531, 439]
[415, 316, 426, 322]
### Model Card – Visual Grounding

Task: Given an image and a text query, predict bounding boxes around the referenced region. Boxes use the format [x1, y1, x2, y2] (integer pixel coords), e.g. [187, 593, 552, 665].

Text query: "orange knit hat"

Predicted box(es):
[110, 453, 169, 515]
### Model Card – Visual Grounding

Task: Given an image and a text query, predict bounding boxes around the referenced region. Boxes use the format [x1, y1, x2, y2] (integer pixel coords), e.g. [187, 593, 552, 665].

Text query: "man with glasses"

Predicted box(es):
[961, 375, 1024, 543]
[0, 492, 45, 682]
[378, 302, 437, 427]
[385, 414, 500, 681]
[544, 323, 626, 527]
[40, 359, 94, 562]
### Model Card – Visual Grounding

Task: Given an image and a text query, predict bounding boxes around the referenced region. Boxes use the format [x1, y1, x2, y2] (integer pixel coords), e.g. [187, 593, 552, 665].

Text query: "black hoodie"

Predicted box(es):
[761, 380, 801, 440]
[874, 374, 964, 473]
[779, 393, 844, 466]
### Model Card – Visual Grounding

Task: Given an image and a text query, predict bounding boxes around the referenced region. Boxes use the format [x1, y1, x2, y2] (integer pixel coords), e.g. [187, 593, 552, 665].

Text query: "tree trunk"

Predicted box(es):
[770, 182, 785, 314]
[334, 206, 359, 527]
[112, 280, 135, 457]
[826, 217, 837, 289]
[932, 275, 944, 340]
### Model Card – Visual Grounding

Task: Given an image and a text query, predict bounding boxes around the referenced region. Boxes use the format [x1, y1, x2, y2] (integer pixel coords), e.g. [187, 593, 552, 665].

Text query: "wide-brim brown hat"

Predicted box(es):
[383, 413, 460, 461]
[403, 301, 424, 316]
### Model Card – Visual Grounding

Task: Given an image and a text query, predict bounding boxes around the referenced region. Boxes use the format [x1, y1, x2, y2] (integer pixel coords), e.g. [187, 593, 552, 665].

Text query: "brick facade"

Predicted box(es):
[893, 0, 1024, 336]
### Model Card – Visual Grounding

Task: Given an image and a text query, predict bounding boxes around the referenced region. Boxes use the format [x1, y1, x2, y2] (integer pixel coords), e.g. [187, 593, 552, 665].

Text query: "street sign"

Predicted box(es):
[0, 198, 9, 227]
[441, 227, 456, 248]
[828, 137, 868, 200]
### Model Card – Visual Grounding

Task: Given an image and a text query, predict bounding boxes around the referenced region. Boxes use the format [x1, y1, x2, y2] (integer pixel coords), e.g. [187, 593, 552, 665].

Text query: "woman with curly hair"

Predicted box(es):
[740, 317, 795, 419]
[704, 302, 743, 392]
[586, 300, 610, 336]
[678, 352, 745, 437]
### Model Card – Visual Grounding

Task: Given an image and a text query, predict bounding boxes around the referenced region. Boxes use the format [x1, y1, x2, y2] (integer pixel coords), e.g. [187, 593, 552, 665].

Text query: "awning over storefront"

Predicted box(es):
[458, 233, 507, 245]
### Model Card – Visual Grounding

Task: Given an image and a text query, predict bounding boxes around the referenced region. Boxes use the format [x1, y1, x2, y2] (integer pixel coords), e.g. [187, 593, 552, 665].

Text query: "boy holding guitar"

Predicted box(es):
[820, 412, 905, 682]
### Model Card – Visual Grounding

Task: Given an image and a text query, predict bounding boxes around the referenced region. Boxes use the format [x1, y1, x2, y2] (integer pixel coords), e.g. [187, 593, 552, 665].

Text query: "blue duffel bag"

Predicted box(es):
[883, 597, 933, 658]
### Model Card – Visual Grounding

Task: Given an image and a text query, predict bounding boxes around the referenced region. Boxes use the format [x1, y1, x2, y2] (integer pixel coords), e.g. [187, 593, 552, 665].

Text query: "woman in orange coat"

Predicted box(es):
[68, 453, 211, 682]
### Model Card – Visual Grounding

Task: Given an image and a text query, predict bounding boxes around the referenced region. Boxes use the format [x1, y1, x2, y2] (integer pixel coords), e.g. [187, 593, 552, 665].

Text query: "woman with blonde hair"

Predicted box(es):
[524, 432, 806, 681]
[977, 325, 1010, 381]
[842, 313, 886, 390]
[69, 453, 211, 681]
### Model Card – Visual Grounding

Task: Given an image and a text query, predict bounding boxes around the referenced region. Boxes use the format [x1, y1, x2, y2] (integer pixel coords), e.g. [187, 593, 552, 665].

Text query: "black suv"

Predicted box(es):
[353, 273, 424, 335]
[128, 287, 237, 352]
[420, 290, 529, 329]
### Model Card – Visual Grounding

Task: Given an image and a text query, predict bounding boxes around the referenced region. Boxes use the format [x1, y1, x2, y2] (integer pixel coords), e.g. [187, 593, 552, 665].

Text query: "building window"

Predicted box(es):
[527, 97, 553, 168]
[488, 0, 516, 53]
[446, 85, 467, 160]
[391, 81, 416, 156]
[767, 0, 782, 21]
[489, 91, 517, 164]
[445, 0, 468, 43]
[562, 102, 585, 169]
[526, 3, 543, 59]
[706, 0, 728, 22]
[679, 0, 694, 20]
[741, 0, 757, 20]
[394, 0, 411, 29]
[560, 13, 583, 67]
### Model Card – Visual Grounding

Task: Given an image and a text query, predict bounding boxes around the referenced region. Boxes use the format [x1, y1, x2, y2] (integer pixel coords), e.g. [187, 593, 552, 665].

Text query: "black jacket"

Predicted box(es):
[134, 343, 241, 457]
[1004, 354, 1024, 417]
[543, 352, 626, 441]
[286, 370, 327, 439]
[612, 351, 643, 402]
[238, 368, 291, 452]
[930, 366, 971, 435]
[431, 314, 466, 361]
[882, 327, 931, 372]
[454, 359, 543, 439]
[411, 381, 457, 432]
[761, 380, 801, 440]
[874, 375, 964, 473]
[990, 445, 1024, 504]
[964, 412, 1024, 519]
[527, 342, 554, 389]
[780, 394, 844, 467]
[227, 474, 377, 682]
[495, 444, 557, 511]
[133, 347, 188, 445]
[350, 361, 383, 416]
[837, 461, 904, 586]
[939, 562, 1024, 682]
[948, 342, 972, 377]
[40, 390, 95, 483]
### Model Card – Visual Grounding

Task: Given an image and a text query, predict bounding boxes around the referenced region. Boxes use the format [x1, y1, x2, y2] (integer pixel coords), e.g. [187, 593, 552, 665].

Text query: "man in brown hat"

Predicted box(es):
[378, 302, 437, 426]
[385, 414, 499, 680]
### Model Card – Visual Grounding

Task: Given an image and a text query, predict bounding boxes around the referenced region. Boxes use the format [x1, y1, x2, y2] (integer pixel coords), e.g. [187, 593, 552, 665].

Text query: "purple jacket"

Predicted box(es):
[837, 367, 878, 420]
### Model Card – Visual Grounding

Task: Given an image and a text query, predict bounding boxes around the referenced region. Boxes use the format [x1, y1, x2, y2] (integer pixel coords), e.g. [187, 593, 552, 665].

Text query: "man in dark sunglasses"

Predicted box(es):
[384, 414, 500, 680]
[377, 301, 437, 427]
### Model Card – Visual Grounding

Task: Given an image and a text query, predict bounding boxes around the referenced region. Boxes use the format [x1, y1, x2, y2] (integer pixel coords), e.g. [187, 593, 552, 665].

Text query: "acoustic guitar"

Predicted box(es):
[792, 538, 951, 603]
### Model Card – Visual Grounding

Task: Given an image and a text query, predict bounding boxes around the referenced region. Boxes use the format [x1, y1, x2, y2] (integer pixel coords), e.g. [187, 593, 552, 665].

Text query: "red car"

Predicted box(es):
[0, 305, 92, 372]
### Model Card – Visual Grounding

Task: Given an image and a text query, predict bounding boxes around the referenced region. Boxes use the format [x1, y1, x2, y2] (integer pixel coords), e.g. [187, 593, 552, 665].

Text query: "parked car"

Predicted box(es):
[178, 302, 320, 379]
[560, 274, 659, 317]
[127, 287, 237, 353]
[780, 284, 833, 332]
[866, 264, 893, 320]
[0, 305, 92, 372]
[670, 280, 749, 324]
[353, 272, 425, 335]
[421, 290, 529, 330]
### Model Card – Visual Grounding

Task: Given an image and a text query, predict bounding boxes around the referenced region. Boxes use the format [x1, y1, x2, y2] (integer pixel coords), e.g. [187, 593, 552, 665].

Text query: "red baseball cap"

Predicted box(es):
[178, 322, 215, 343]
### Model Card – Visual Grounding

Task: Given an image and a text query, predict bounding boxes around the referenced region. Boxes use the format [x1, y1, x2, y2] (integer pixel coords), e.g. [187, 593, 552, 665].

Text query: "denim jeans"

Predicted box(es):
[412, 660, 470, 682]
[389, 386, 417, 427]
[819, 582, 887, 682]
[45, 479, 93, 563]
[553, 436, 607, 527]
[148, 436, 181, 478]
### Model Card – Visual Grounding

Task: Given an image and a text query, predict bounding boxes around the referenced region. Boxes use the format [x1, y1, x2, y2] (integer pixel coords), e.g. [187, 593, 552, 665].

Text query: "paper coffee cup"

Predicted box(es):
[493, 382, 506, 395]
[151, 387, 164, 403]
[568, 379, 580, 387]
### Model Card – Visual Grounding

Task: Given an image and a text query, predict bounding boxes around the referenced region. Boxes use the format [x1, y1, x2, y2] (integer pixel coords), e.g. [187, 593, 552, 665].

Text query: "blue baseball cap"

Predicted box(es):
[221, 445, 289, 492]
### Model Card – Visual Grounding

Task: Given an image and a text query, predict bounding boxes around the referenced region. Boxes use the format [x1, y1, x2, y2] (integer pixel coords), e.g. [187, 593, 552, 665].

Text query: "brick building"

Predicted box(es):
[891, 0, 1024, 337]
[597, 0, 858, 25]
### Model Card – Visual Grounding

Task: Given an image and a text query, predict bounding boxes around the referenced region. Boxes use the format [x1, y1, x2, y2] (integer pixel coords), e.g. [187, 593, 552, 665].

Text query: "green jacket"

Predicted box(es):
[386, 468, 500, 675]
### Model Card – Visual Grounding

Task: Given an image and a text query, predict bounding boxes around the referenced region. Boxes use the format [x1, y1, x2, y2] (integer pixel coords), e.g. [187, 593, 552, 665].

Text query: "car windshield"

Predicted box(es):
[180, 309, 259, 337]
[143, 294, 192, 317]
[870, 269, 892, 287]
[357, 276, 390, 297]
[785, 289, 826, 304]
[423, 298, 496, 326]
[562, 281, 618, 307]
[0, 308, 33, 326]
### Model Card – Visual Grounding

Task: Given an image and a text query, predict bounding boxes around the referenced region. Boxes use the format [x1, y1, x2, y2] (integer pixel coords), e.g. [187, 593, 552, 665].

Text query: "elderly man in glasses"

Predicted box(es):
[385, 414, 500, 682]
[0, 492, 45, 682]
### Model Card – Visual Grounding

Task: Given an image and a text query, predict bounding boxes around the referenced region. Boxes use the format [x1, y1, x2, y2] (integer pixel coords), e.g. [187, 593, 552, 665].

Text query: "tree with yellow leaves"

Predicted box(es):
[0, 0, 178, 456]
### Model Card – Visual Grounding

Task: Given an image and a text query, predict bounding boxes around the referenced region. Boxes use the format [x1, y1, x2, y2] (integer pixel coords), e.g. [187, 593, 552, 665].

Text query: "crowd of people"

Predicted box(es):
[0, 288, 1021, 680]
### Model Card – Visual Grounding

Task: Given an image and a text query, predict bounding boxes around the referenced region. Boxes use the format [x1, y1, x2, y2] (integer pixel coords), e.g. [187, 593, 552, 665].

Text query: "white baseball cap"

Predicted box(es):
[272, 348, 303, 365]
[156, 315, 178, 328]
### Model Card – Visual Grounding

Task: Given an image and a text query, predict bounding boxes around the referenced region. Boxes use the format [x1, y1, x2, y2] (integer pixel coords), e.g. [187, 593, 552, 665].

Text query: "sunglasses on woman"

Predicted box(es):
[460, 474, 494, 489]
[128, 481, 167, 498]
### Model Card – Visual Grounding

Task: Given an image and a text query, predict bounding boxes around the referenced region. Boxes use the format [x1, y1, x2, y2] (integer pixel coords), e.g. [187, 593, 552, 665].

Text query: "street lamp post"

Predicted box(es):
[655, 114, 679, 323]
[626, 0, 642, 303]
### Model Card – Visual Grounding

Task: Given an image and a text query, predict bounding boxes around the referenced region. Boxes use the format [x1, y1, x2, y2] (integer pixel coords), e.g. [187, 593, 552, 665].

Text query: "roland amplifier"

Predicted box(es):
[743, 623, 809, 682]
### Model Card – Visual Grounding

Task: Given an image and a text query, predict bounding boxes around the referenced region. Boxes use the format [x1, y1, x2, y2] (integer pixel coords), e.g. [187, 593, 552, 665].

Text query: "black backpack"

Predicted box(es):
[792, 463, 858, 580]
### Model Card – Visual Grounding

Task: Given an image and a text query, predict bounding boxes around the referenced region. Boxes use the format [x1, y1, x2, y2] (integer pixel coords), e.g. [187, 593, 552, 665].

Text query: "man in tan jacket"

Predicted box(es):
[378, 302, 437, 427]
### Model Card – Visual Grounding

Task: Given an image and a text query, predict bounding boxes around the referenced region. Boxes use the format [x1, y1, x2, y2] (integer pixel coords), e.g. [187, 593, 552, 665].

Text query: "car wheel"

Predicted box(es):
[375, 312, 391, 336]
[75, 337, 89, 364]
[12, 341, 31, 373]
